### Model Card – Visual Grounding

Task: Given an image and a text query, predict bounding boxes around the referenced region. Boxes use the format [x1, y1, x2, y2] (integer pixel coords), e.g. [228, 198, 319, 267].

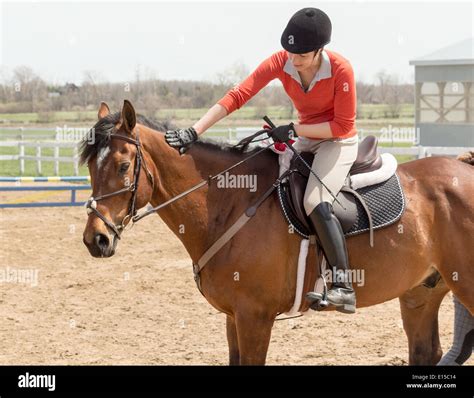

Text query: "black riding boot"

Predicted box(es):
[306, 202, 356, 314]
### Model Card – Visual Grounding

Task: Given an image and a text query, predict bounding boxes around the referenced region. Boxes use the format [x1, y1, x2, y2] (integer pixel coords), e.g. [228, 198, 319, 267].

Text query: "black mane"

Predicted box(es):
[193, 138, 267, 158]
[80, 111, 267, 165]
[79, 112, 174, 165]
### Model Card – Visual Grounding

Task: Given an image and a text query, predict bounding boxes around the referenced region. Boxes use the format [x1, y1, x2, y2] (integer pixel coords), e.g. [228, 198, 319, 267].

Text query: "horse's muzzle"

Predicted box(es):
[83, 232, 117, 258]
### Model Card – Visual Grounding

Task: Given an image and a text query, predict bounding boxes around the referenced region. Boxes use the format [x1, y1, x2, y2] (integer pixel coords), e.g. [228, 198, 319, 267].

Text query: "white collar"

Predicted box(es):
[283, 50, 332, 92]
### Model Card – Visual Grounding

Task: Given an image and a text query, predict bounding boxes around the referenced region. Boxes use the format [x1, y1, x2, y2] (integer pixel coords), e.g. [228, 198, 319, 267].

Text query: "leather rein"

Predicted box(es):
[86, 127, 273, 239]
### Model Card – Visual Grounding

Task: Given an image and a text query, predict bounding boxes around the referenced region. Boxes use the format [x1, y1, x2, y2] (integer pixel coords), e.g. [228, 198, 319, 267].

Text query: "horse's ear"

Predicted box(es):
[98, 102, 110, 120]
[120, 99, 136, 134]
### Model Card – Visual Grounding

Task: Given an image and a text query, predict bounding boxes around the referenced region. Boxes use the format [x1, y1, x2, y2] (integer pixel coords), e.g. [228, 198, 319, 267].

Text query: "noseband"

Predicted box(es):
[85, 130, 154, 239]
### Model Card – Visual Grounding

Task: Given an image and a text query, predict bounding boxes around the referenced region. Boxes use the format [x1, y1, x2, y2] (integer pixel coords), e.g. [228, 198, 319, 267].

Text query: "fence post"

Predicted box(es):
[54, 145, 59, 175]
[73, 145, 79, 176]
[36, 145, 42, 175]
[417, 145, 426, 159]
[19, 143, 25, 175]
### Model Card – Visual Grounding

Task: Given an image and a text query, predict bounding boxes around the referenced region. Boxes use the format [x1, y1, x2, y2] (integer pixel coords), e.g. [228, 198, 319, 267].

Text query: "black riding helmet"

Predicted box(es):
[281, 8, 332, 54]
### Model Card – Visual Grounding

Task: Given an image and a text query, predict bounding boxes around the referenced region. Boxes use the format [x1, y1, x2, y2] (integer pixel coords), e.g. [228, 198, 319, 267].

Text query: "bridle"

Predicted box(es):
[85, 129, 154, 239]
[84, 116, 343, 242]
[86, 116, 342, 239]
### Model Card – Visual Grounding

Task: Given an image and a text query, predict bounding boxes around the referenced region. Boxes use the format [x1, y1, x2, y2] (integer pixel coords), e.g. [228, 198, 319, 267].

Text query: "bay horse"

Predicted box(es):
[82, 100, 474, 365]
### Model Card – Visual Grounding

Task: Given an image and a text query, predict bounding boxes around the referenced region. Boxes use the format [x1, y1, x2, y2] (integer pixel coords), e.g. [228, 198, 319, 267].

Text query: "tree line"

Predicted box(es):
[0, 65, 413, 119]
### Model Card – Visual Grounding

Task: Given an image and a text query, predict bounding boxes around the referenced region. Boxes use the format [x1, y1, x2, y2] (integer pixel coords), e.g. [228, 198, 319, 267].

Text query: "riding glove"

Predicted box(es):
[165, 127, 198, 150]
[270, 123, 297, 143]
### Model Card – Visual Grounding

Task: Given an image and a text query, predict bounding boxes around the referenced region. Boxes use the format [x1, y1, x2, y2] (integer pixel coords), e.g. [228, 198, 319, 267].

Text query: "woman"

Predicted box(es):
[165, 8, 359, 313]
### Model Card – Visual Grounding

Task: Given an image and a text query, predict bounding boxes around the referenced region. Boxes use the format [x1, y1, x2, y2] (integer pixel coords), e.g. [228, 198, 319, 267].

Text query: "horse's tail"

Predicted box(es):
[457, 151, 474, 165]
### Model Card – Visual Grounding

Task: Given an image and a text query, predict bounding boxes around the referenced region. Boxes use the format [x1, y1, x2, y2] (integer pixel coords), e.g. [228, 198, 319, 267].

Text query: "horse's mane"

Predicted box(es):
[80, 111, 271, 165]
[80, 112, 174, 165]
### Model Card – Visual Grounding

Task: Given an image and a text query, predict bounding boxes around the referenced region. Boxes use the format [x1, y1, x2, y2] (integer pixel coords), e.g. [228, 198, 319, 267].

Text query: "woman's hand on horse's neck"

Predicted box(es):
[137, 123, 255, 262]
[136, 124, 211, 259]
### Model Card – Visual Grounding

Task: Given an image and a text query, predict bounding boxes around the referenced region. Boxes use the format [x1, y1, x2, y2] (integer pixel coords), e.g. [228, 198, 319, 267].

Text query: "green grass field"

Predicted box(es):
[0, 146, 88, 176]
[0, 104, 416, 176]
[0, 143, 415, 177]
[0, 104, 414, 125]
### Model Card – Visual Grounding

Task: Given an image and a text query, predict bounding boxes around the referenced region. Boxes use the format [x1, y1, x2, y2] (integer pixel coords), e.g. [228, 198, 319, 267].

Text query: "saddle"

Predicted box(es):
[278, 135, 404, 244]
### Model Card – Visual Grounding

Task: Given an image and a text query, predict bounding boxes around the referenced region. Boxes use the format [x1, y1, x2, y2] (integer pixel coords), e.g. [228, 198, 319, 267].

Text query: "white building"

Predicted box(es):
[409, 37, 474, 147]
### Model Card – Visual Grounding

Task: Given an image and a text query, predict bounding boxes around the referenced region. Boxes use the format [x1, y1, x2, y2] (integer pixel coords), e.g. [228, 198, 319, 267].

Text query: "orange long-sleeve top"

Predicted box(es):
[217, 49, 357, 139]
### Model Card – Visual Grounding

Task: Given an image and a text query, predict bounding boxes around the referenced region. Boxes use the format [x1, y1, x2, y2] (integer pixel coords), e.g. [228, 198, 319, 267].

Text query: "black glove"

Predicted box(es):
[269, 122, 297, 143]
[165, 127, 198, 151]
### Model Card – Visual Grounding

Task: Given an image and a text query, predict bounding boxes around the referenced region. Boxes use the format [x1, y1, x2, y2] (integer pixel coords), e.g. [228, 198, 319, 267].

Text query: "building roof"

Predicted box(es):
[409, 37, 474, 66]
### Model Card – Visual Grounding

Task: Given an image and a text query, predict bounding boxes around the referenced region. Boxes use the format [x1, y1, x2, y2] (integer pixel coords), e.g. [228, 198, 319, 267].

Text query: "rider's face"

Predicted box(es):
[288, 50, 321, 72]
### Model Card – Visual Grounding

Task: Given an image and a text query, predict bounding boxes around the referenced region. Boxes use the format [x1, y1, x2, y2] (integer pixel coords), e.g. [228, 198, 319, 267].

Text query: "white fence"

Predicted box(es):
[0, 141, 80, 175]
[0, 126, 471, 176]
[1, 126, 418, 143]
[378, 146, 472, 158]
[231, 127, 418, 144]
[0, 127, 62, 141]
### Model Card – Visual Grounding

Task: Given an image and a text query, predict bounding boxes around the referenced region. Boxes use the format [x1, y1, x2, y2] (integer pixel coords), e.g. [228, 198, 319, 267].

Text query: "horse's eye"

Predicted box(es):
[119, 162, 130, 173]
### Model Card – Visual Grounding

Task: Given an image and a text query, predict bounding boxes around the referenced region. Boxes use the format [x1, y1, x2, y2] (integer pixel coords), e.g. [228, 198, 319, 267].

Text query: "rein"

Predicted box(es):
[132, 128, 273, 222]
[87, 126, 273, 238]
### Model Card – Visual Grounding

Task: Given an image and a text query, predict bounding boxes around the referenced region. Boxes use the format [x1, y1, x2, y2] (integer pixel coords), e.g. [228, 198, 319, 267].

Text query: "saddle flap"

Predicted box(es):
[289, 151, 314, 178]
[282, 136, 393, 238]
[288, 165, 313, 233]
[287, 162, 357, 234]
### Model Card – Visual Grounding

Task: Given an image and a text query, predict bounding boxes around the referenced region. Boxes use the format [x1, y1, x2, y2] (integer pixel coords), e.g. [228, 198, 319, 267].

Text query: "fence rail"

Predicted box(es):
[0, 185, 90, 208]
[0, 126, 471, 176]
[0, 176, 90, 182]
[1, 126, 419, 143]
[0, 140, 79, 175]
[378, 146, 472, 158]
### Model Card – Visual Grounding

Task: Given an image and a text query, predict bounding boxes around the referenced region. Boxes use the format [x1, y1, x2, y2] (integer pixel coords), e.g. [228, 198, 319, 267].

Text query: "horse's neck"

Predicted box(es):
[139, 126, 235, 262]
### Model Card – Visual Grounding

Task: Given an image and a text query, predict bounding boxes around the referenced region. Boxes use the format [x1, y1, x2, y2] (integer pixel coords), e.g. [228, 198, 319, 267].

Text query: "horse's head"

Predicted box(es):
[82, 100, 155, 257]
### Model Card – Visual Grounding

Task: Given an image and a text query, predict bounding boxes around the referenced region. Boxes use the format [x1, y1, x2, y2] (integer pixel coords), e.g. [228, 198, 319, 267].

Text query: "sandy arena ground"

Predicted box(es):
[1, 204, 472, 365]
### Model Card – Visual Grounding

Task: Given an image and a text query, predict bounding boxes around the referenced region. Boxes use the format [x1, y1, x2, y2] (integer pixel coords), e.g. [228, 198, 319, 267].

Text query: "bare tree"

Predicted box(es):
[82, 70, 106, 106]
[376, 69, 391, 104]
[386, 74, 402, 118]
[12, 66, 47, 112]
[216, 61, 250, 88]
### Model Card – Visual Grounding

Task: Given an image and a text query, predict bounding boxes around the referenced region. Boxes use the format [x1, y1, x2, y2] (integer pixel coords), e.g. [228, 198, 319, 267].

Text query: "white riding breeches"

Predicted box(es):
[293, 134, 359, 216]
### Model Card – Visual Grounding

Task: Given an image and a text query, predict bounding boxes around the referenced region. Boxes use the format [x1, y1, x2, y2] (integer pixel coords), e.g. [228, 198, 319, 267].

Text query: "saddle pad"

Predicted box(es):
[277, 173, 405, 239]
[346, 173, 405, 236]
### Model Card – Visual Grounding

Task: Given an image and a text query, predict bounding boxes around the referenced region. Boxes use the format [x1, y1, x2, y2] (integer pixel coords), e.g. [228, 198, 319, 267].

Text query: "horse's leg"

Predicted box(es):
[399, 279, 449, 365]
[436, 263, 474, 315]
[234, 311, 275, 365]
[431, 163, 474, 315]
[226, 315, 240, 365]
